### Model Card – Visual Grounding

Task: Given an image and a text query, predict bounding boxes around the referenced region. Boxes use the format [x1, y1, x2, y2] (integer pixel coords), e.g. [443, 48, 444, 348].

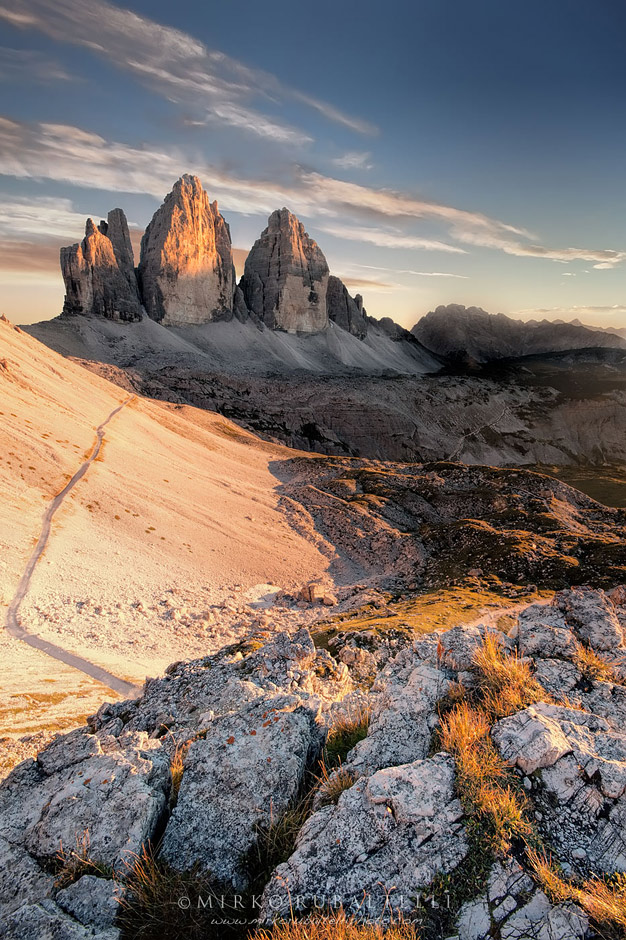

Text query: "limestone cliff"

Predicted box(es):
[138, 175, 235, 326]
[60, 215, 142, 322]
[242, 208, 329, 333]
[326, 275, 368, 339]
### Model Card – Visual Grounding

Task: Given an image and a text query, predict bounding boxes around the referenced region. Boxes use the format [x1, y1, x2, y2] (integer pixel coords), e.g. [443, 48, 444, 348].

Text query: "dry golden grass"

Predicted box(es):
[251, 910, 421, 939]
[315, 758, 358, 807]
[528, 848, 626, 935]
[573, 643, 621, 685]
[439, 702, 532, 855]
[323, 707, 371, 767]
[472, 632, 547, 719]
[54, 829, 113, 889]
[169, 738, 191, 807]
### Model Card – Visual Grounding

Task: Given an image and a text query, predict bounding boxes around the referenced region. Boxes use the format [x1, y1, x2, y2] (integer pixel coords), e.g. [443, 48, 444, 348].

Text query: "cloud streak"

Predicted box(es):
[320, 223, 466, 253]
[0, 0, 374, 143]
[1, 117, 624, 273]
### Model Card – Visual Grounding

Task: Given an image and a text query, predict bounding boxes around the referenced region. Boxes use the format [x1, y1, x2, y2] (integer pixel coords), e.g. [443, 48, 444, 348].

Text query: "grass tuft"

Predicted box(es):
[314, 758, 358, 808]
[322, 707, 371, 767]
[528, 848, 626, 937]
[118, 844, 241, 940]
[472, 632, 547, 719]
[251, 909, 421, 939]
[169, 739, 191, 808]
[573, 643, 622, 685]
[54, 830, 114, 889]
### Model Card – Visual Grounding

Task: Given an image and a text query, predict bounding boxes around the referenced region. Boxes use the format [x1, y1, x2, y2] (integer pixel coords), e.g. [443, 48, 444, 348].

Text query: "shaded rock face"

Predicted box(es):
[138, 174, 235, 326]
[326, 275, 368, 339]
[242, 208, 329, 333]
[60, 215, 142, 322]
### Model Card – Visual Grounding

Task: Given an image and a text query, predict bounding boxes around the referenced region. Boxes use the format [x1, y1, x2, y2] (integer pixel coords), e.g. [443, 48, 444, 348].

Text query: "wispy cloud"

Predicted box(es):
[408, 271, 469, 278]
[0, 195, 96, 239]
[0, 0, 374, 143]
[331, 151, 374, 171]
[320, 223, 466, 253]
[0, 46, 72, 82]
[340, 275, 396, 291]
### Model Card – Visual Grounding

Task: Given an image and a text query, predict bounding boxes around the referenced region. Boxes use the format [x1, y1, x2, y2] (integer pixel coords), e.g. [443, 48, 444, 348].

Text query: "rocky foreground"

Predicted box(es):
[3, 586, 626, 938]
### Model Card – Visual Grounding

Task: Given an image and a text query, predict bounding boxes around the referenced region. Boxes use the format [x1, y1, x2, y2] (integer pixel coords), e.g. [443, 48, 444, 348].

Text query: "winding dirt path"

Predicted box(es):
[5, 396, 141, 698]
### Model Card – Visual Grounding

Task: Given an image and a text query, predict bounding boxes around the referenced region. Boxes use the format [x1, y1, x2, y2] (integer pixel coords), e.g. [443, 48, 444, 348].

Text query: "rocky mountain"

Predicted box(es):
[241, 207, 330, 333]
[137, 175, 236, 326]
[53, 174, 443, 376]
[60, 213, 142, 322]
[412, 304, 626, 363]
[3, 585, 626, 939]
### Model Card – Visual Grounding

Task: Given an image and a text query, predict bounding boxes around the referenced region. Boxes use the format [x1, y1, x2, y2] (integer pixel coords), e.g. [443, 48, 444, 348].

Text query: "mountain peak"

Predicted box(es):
[241, 207, 330, 333]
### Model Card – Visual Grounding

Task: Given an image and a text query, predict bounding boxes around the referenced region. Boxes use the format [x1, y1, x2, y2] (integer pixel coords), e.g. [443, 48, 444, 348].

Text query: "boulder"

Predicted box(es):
[261, 753, 467, 920]
[555, 588, 624, 650]
[138, 175, 235, 325]
[242, 208, 329, 333]
[160, 693, 323, 887]
[517, 605, 578, 660]
[60, 216, 142, 321]
[0, 731, 170, 871]
[347, 655, 449, 775]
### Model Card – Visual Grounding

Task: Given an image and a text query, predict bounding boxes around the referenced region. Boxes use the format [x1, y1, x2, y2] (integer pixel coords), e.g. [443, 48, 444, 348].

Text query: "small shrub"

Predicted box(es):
[251, 909, 421, 939]
[528, 848, 626, 937]
[323, 707, 371, 767]
[472, 632, 547, 719]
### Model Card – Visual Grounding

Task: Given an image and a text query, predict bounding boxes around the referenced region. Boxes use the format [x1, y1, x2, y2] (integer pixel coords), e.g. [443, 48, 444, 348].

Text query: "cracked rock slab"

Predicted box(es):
[261, 752, 467, 920]
[160, 693, 323, 888]
[0, 731, 170, 871]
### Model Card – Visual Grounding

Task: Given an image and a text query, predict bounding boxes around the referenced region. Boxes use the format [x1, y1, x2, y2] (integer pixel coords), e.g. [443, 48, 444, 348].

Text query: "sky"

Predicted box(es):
[1, 0, 626, 329]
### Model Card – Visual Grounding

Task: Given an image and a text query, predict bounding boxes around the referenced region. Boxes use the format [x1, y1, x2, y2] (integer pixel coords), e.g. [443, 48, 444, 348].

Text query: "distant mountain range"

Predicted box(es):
[411, 304, 626, 364]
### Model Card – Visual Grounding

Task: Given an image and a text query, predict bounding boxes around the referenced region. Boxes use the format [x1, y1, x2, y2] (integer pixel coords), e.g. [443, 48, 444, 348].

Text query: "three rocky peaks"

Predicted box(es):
[61, 174, 369, 337]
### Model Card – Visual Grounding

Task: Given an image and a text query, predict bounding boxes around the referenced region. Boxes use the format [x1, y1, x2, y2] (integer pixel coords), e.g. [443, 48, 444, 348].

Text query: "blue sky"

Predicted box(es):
[1, 0, 626, 328]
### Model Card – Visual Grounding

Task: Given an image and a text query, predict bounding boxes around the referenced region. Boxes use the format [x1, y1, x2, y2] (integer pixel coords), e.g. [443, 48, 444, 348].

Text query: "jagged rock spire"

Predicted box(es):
[241, 208, 329, 333]
[138, 175, 235, 326]
[60, 213, 142, 322]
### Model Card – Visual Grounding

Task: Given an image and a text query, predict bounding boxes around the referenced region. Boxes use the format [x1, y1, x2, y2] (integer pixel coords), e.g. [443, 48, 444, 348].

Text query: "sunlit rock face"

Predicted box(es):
[326, 275, 369, 339]
[60, 214, 142, 322]
[242, 208, 329, 333]
[138, 175, 235, 326]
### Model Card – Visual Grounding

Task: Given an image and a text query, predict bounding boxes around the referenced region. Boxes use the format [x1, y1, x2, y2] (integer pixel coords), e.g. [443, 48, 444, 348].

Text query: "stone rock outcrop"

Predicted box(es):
[60, 214, 142, 321]
[6, 587, 626, 938]
[261, 752, 467, 920]
[456, 859, 588, 940]
[99, 208, 136, 288]
[138, 175, 235, 326]
[326, 275, 368, 339]
[160, 693, 323, 888]
[242, 208, 329, 333]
